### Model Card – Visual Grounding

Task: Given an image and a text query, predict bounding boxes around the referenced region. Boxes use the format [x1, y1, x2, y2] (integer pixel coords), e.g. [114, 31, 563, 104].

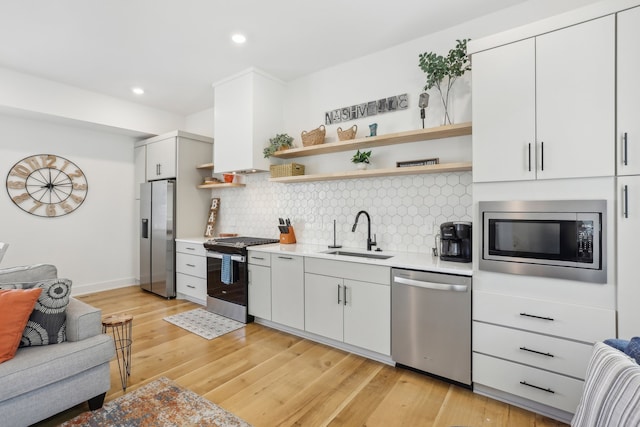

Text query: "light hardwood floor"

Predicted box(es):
[38, 286, 568, 426]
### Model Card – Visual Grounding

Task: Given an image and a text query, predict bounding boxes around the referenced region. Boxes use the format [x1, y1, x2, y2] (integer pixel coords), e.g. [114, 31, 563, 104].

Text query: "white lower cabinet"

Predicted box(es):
[271, 254, 305, 329]
[473, 353, 585, 413]
[175, 241, 207, 304]
[473, 290, 616, 415]
[304, 258, 390, 355]
[248, 252, 271, 320]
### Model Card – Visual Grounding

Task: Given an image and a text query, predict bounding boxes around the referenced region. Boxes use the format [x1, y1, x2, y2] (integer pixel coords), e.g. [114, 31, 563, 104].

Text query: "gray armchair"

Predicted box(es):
[0, 264, 115, 426]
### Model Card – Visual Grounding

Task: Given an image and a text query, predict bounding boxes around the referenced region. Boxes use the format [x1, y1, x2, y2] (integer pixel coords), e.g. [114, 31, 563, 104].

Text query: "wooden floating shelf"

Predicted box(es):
[196, 163, 214, 170]
[272, 122, 472, 159]
[269, 162, 472, 183]
[197, 182, 246, 189]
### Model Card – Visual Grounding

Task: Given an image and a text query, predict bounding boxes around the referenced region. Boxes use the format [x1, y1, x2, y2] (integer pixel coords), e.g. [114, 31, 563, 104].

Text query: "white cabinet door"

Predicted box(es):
[617, 6, 640, 176]
[304, 273, 343, 342]
[472, 38, 536, 183]
[343, 279, 390, 355]
[536, 15, 615, 180]
[248, 264, 271, 320]
[617, 176, 640, 339]
[271, 254, 304, 329]
[134, 145, 146, 199]
[146, 137, 176, 180]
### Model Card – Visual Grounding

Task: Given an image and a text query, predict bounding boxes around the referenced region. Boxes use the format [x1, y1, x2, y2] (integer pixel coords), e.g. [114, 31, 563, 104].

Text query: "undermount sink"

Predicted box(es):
[323, 250, 393, 260]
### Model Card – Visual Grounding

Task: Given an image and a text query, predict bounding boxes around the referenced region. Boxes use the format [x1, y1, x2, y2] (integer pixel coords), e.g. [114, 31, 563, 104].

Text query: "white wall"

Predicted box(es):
[0, 67, 185, 136]
[0, 113, 138, 294]
[185, 107, 214, 138]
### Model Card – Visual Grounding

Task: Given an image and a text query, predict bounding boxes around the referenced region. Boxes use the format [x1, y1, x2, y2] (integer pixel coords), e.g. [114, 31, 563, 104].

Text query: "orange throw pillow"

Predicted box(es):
[0, 288, 42, 363]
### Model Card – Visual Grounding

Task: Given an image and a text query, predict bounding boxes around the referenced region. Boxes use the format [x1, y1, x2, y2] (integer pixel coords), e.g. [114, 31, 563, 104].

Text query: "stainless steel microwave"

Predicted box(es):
[479, 200, 606, 284]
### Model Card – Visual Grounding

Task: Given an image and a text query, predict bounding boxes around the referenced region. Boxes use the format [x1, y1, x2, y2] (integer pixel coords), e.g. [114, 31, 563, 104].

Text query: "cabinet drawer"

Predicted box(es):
[305, 257, 390, 285]
[176, 252, 207, 278]
[176, 241, 206, 257]
[473, 322, 592, 379]
[248, 251, 271, 267]
[473, 291, 615, 343]
[176, 273, 206, 301]
[473, 353, 584, 413]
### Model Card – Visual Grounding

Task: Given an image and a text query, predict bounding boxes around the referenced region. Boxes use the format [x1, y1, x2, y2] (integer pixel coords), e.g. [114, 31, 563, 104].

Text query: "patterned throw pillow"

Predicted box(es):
[0, 278, 72, 347]
[624, 336, 640, 364]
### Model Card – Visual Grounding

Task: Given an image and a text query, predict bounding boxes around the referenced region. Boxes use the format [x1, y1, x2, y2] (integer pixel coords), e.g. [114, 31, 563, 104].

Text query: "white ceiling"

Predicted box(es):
[0, 0, 529, 116]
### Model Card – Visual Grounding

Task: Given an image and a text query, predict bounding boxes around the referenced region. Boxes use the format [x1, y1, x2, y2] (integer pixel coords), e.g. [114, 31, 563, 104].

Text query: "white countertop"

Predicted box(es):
[175, 237, 473, 276]
[248, 243, 473, 276]
[176, 236, 209, 244]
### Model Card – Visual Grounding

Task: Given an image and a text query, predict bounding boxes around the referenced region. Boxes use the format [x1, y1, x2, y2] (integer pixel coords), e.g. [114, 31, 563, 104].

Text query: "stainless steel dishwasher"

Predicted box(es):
[391, 268, 471, 386]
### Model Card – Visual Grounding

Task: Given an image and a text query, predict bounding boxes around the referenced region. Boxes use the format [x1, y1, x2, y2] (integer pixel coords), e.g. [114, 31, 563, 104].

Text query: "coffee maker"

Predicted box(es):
[439, 221, 472, 263]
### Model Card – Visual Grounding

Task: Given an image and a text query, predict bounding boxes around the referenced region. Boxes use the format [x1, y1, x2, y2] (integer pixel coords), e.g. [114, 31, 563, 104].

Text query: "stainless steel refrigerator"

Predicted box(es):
[140, 180, 176, 298]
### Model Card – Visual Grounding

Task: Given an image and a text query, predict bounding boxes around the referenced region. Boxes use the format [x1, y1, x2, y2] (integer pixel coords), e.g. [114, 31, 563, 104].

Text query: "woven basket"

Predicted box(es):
[337, 124, 358, 141]
[301, 125, 325, 146]
[270, 163, 305, 178]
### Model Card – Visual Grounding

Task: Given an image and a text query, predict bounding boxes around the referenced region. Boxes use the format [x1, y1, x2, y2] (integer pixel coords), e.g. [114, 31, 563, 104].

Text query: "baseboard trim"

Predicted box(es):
[254, 318, 395, 366]
[473, 383, 574, 424]
[71, 278, 138, 296]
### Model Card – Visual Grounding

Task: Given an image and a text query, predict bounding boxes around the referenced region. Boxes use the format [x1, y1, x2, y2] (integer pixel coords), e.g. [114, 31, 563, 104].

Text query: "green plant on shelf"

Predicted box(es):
[263, 133, 294, 158]
[351, 149, 372, 164]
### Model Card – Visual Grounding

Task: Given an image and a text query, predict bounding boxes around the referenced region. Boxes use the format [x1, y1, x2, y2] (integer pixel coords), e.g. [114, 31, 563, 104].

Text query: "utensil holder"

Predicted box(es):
[280, 226, 297, 244]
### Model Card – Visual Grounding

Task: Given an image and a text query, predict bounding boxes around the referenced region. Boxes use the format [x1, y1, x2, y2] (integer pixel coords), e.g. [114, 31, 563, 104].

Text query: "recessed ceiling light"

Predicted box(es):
[232, 33, 246, 44]
[132, 87, 144, 95]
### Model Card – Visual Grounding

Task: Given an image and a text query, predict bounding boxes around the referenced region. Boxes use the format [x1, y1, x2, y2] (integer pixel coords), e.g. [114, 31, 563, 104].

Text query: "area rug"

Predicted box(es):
[60, 376, 252, 426]
[163, 308, 244, 340]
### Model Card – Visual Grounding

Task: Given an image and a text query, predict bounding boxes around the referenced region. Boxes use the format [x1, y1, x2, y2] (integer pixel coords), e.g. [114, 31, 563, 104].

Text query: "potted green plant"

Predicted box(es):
[418, 38, 471, 125]
[263, 133, 294, 158]
[351, 149, 372, 170]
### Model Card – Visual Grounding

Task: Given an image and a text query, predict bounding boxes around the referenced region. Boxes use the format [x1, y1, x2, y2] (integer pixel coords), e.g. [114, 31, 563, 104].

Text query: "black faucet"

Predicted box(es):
[352, 210, 377, 251]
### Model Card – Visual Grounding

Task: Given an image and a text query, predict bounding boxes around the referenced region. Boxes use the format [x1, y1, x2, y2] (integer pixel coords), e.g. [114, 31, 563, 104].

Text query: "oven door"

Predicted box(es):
[206, 252, 247, 306]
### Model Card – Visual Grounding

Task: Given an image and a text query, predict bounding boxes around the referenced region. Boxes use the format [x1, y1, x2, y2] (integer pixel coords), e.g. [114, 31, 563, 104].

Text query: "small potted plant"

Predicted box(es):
[263, 133, 294, 158]
[351, 149, 372, 170]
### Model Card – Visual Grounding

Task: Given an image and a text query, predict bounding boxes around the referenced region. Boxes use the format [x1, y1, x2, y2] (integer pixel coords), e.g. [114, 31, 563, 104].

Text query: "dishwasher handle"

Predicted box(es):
[393, 276, 468, 292]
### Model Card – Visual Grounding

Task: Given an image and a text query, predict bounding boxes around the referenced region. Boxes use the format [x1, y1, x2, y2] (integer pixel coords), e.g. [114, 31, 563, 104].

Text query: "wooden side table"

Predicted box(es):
[102, 314, 133, 391]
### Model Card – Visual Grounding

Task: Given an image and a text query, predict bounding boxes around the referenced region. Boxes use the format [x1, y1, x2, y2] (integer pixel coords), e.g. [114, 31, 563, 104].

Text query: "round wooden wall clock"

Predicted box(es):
[6, 154, 88, 217]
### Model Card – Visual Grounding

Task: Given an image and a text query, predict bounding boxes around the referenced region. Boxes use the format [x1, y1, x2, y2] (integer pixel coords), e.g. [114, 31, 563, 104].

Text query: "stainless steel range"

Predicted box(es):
[203, 236, 279, 323]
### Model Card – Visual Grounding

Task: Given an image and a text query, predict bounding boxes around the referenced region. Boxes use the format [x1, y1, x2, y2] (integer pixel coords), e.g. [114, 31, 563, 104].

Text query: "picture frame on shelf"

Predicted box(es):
[396, 158, 439, 168]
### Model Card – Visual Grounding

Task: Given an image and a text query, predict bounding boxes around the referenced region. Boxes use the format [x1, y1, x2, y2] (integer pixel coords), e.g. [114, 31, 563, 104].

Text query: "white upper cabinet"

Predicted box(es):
[536, 15, 614, 180]
[617, 6, 640, 176]
[472, 15, 615, 182]
[146, 137, 177, 180]
[213, 68, 284, 173]
[472, 39, 536, 183]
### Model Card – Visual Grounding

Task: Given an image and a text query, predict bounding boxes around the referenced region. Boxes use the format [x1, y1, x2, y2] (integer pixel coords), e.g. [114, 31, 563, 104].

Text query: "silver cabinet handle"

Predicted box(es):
[185, 247, 196, 251]
[337, 284, 342, 304]
[343, 285, 348, 305]
[520, 381, 554, 394]
[251, 256, 265, 260]
[528, 143, 531, 172]
[158, 163, 162, 175]
[186, 263, 196, 267]
[624, 184, 629, 219]
[519, 346, 554, 358]
[540, 141, 544, 171]
[394, 276, 467, 292]
[278, 256, 293, 260]
[186, 285, 196, 289]
[624, 132, 629, 166]
[519, 312, 554, 321]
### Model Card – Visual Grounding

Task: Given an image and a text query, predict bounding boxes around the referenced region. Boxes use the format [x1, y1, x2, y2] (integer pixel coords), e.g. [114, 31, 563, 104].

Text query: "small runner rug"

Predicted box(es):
[163, 308, 244, 339]
[60, 376, 252, 426]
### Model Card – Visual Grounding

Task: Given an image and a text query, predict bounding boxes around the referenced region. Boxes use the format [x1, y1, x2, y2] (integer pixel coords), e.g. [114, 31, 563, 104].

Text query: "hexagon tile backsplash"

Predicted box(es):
[210, 171, 472, 254]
